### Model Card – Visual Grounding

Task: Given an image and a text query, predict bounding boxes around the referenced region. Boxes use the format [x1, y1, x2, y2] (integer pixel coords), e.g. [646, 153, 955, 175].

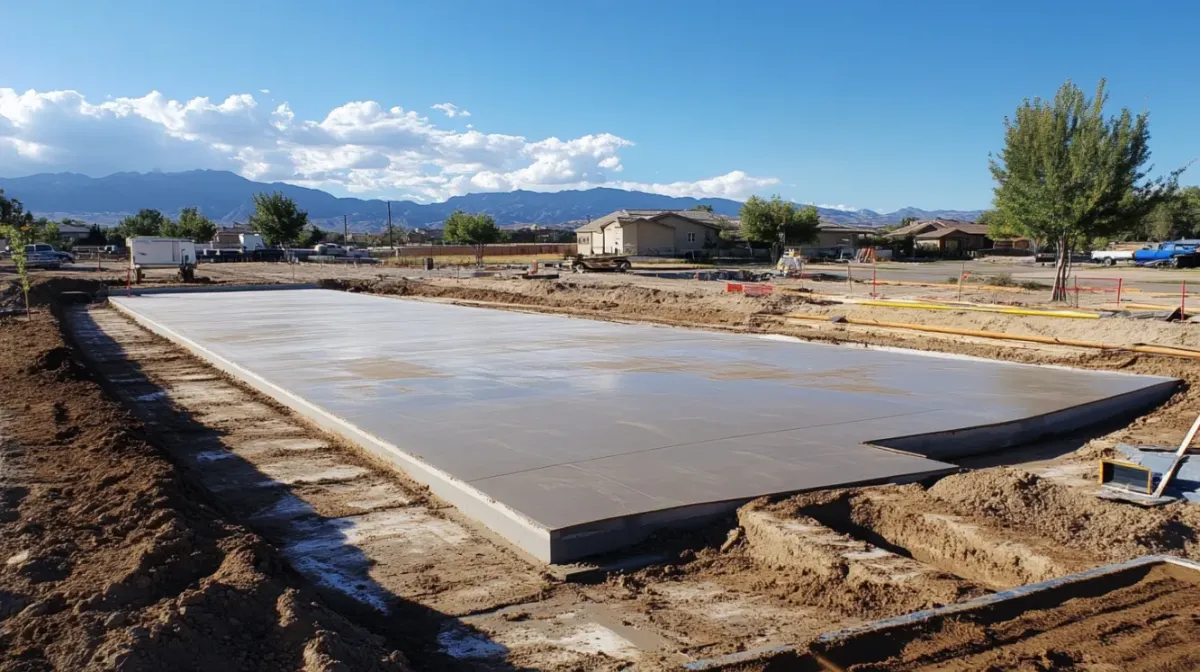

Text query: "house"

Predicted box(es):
[212, 225, 253, 249]
[812, 222, 877, 252]
[886, 219, 991, 257]
[57, 221, 93, 241]
[575, 210, 724, 256]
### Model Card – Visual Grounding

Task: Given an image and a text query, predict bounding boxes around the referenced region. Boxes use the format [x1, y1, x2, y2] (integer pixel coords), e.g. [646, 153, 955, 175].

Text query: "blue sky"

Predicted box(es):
[0, 0, 1195, 211]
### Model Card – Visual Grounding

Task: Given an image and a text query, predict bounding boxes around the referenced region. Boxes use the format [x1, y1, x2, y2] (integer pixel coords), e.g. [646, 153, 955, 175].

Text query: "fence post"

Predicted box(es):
[957, 262, 965, 301]
[1074, 276, 1079, 308]
[1116, 277, 1123, 305]
[846, 263, 853, 294]
[1183, 281, 1188, 320]
[872, 262, 878, 298]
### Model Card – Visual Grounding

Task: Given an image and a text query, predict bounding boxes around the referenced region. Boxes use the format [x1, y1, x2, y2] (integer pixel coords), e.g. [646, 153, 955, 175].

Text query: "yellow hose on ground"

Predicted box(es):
[785, 313, 1200, 360]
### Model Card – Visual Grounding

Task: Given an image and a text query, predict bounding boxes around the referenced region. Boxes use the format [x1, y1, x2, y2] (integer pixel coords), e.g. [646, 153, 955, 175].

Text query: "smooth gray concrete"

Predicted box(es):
[110, 289, 1179, 562]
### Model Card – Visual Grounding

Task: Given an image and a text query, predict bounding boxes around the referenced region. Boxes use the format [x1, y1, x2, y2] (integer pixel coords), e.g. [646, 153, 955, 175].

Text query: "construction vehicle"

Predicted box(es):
[567, 254, 632, 273]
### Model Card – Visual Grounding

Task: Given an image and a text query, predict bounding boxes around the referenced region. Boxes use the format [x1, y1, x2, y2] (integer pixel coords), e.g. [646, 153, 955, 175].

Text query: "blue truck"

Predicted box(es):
[1133, 241, 1200, 268]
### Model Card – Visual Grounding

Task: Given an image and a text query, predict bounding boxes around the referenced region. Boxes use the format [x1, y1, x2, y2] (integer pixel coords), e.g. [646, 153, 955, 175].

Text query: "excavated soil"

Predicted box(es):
[812, 563, 1200, 671]
[0, 311, 409, 671]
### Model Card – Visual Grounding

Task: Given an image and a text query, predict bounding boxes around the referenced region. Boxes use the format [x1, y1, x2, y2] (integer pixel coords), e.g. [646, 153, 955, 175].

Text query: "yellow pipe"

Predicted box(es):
[785, 313, 1200, 360]
[850, 299, 1101, 319]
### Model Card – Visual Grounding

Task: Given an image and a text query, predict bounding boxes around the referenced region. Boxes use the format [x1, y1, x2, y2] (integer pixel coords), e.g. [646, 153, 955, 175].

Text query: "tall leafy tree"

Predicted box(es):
[118, 209, 168, 238]
[176, 207, 218, 242]
[990, 79, 1178, 300]
[248, 192, 308, 246]
[301, 225, 326, 247]
[739, 195, 820, 261]
[442, 210, 500, 265]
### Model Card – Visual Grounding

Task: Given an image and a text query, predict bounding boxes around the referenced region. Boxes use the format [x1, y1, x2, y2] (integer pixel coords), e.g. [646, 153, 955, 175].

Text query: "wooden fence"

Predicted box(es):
[380, 243, 575, 258]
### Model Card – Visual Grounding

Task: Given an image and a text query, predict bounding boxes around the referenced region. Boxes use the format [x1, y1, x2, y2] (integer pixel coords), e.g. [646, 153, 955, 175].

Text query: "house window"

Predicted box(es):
[687, 232, 696, 243]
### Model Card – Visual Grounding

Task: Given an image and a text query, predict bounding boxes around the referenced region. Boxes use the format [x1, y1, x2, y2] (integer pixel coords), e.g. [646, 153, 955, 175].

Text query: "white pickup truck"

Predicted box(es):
[1090, 249, 1136, 266]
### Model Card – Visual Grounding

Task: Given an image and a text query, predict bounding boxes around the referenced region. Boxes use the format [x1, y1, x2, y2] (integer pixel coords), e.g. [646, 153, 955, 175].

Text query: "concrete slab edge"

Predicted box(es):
[116, 283, 321, 296]
[874, 379, 1181, 459]
[681, 554, 1200, 670]
[107, 298, 556, 562]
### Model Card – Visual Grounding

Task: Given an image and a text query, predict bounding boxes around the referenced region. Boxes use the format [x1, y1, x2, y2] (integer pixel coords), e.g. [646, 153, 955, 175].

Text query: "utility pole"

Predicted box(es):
[343, 214, 348, 244]
[387, 201, 394, 249]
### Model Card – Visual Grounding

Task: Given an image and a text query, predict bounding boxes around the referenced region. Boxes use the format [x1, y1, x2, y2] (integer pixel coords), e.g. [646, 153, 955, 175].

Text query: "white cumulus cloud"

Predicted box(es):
[0, 88, 777, 202]
[431, 102, 470, 118]
[814, 203, 861, 212]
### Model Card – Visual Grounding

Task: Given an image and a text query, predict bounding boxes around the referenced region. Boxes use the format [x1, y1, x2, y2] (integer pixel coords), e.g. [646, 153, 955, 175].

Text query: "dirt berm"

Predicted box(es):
[0, 304, 409, 670]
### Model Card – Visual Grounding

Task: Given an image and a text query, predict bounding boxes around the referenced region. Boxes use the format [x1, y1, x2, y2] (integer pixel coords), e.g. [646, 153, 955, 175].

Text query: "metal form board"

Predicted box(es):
[110, 289, 1179, 562]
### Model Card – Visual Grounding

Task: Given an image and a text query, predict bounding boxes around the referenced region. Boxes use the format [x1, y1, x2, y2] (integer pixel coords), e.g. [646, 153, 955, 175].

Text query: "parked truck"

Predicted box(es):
[129, 237, 198, 282]
[1090, 248, 1138, 266]
[1133, 241, 1200, 268]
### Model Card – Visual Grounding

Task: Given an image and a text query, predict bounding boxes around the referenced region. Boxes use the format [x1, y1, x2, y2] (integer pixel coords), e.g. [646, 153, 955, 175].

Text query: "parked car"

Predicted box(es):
[26, 243, 74, 264]
[314, 243, 347, 257]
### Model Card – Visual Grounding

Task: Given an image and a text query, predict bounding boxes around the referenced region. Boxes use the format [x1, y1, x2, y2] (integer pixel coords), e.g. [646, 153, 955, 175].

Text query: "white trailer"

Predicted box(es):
[128, 237, 198, 282]
[1090, 249, 1135, 266]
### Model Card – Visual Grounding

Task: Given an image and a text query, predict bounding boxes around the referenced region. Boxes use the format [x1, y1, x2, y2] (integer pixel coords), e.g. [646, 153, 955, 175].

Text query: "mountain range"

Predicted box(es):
[0, 170, 984, 231]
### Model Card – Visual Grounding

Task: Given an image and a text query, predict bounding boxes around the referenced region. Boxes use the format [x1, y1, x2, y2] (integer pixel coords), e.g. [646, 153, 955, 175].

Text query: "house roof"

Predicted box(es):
[888, 219, 989, 239]
[817, 221, 878, 234]
[576, 209, 726, 233]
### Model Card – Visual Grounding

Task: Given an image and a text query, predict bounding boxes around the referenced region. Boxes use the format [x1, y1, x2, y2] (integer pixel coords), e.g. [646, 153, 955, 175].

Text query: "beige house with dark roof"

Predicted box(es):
[575, 210, 724, 256]
[886, 219, 991, 257]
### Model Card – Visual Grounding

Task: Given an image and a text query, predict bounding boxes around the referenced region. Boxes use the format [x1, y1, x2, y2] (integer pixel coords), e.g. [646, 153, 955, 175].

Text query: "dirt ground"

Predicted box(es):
[0, 304, 408, 670]
[7, 265, 1200, 670]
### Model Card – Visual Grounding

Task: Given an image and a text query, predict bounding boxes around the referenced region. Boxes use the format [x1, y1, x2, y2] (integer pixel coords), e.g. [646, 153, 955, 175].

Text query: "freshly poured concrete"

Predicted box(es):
[110, 289, 1179, 562]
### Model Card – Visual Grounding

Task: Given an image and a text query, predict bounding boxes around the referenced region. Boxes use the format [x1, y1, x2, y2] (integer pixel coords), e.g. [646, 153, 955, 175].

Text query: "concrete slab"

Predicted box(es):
[110, 289, 1179, 562]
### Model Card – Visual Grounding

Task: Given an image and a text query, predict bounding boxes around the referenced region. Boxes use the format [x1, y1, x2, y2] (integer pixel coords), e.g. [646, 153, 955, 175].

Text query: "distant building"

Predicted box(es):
[886, 219, 991, 257]
[575, 209, 725, 256]
[57, 221, 93, 241]
[213, 225, 252, 249]
[812, 221, 877, 252]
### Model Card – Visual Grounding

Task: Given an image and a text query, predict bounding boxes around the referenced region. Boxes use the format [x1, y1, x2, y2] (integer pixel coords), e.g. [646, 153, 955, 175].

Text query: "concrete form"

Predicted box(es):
[109, 289, 1179, 562]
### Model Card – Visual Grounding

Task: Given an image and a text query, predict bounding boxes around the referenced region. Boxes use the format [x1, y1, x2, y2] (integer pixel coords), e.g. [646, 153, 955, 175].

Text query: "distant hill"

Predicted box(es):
[0, 170, 983, 231]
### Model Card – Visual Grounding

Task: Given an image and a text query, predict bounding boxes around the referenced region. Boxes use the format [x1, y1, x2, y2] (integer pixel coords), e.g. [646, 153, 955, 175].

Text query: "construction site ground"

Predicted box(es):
[6, 262, 1200, 670]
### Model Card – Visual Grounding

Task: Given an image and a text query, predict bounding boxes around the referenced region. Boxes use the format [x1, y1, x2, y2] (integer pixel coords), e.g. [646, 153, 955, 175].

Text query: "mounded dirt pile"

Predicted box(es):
[319, 277, 811, 326]
[0, 313, 409, 671]
[927, 468, 1200, 562]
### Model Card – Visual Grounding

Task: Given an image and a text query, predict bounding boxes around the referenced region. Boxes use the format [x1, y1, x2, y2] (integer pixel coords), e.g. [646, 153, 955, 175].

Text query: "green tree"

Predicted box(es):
[118, 209, 168, 239]
[301, 225, 326, 248]
[898, 216, 919, 228]
[739, 195, 820, 261]
[990, 79, 1178, 300]
[175, 207, 218, 242]
[442, 210, 500, 265]
[1139, 186, 1200, 241]
[80, 224, 108, 246]
[248, 192, 308, 247]
[0, 190, 36, 319]
[691, 204, 715, 212]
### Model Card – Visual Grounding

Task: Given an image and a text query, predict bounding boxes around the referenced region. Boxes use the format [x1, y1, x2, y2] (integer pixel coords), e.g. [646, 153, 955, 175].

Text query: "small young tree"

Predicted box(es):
[0, 190, 36, 319]
[248, 192, 308, 247]
[301, 225, 327, 248]
[739, 196, 820, 261]
[990, 79, 1179, 301]
[442, 210, 500, 266]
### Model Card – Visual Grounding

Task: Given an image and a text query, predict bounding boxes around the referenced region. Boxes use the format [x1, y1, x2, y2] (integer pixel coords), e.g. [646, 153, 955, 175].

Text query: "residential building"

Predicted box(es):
[886, 219, 992, 257]
[57, 221, 93, 241]
[575, 210, 724, 256]
[812, 222, 877, 252]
